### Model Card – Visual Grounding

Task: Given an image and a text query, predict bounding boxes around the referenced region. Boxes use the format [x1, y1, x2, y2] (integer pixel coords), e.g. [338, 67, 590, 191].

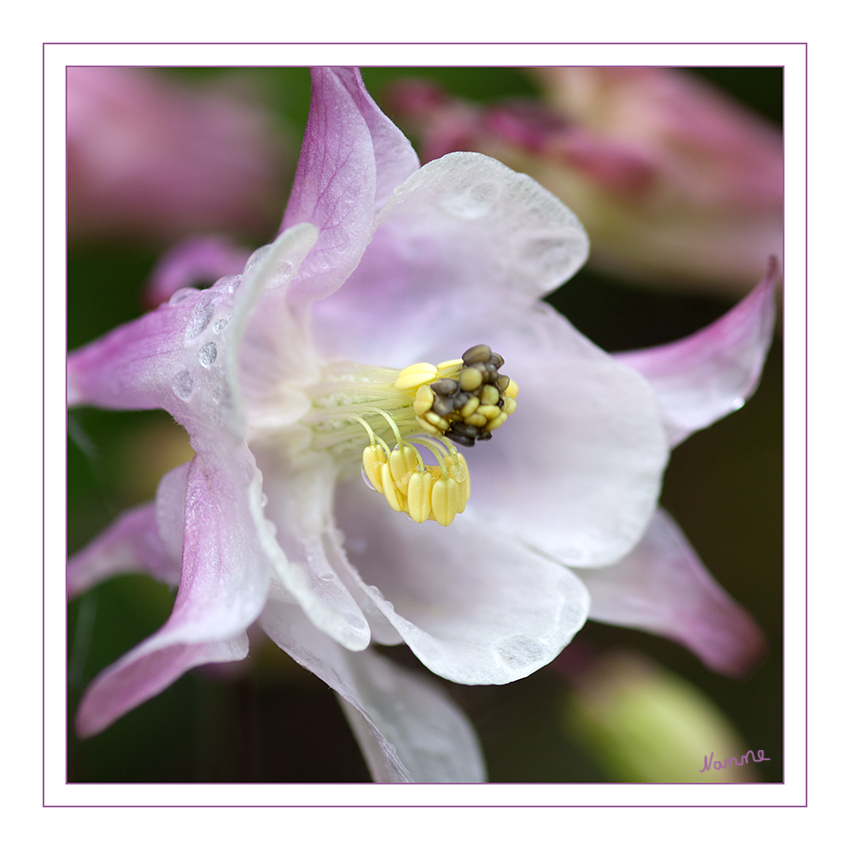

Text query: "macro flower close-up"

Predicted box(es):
[67, 66, 781, 784]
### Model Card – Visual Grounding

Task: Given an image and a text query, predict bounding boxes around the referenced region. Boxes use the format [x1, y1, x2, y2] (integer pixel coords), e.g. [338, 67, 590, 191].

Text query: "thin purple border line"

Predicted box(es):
[46, 42, 806, 807]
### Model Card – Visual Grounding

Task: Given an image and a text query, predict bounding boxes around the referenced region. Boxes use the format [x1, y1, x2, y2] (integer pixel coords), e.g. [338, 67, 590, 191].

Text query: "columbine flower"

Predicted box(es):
[386, 67, 783, 296]
[67, 67, 775, 782]
[67, 66, 286, 244]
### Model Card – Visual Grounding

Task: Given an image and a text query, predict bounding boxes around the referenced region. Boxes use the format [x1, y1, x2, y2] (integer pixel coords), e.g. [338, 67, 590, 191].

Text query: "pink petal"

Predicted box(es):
[75, 448, 272, 736]
[76, 634, 249, 738]
[281, 67, 419, 304]
[261, 600, 485, 782]
[67, 225, 318, 452]
[615, 258, 779, 447]
[67, 462, 190, 598]
[575, 508, 767, 677]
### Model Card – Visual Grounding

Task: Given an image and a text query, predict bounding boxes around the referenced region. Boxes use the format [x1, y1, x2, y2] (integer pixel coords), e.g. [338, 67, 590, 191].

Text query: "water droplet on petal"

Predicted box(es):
[172, 369, 194, 400]
[265, 259, 294, 289]
[198, 342, 217, 368]
[185, 297, 215, 339]
[213, 316, 230, 333]
[169, 287, 198, 306]
[442, 180, 500, 219]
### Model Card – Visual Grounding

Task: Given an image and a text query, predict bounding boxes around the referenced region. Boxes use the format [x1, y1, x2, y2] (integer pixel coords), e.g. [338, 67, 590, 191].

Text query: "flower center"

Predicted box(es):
[302, 344, 518, 526]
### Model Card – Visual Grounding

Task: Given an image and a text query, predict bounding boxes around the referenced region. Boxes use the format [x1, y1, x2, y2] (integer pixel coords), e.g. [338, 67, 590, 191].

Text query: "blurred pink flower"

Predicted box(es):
[67, 66, 287, 243]
[386, 67, 783, 296]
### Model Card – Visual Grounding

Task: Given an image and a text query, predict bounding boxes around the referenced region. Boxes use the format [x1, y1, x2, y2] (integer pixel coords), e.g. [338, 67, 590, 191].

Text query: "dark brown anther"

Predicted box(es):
[462, 344, 492, 365]
[431, 397, 453, 417]
[430, 378, 459, 396]
[446, 431, 476, 448]
[450, 422, 481, 440]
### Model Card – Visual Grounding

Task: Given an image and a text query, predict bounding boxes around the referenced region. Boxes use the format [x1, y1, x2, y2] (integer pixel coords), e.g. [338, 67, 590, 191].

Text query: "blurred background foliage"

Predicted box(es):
[67, 65, 783, 783]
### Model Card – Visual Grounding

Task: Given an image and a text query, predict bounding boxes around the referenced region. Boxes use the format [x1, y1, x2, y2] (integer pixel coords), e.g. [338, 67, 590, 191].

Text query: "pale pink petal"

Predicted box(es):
[261, 600, 485, 782]
[281, 67, 418, 304]
[311, 151, 590, 366]
[328, 67, 421, 211]
[615, 259, 778, 447]
[333, 477, 590, 685]
[575, 508, 766, 677]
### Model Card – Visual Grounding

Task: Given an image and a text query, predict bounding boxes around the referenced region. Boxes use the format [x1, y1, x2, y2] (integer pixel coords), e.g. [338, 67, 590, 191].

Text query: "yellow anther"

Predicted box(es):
[406, 470, 434, 523]
[460, 396, 479, 418]
[394, 362, 438, 391]
[480, 384, 500, 406]
[380, 463, 404, 512]
[484, 411, 509, 431]
[477, 404, 501, 420]
[389, 445, 418, 495]
[424, 411, 450, 431]
[456, 454, 471, 508]
[502, 396, 517, 415]
[505, 379, 519, 399]
[415, 416, 442, 436]
[436, 358, 464, 371]
[459, 367, 483, 392]
[413, 384, 435, 416]
[431, 477, 460, 527]
[362, 444, 387, 494]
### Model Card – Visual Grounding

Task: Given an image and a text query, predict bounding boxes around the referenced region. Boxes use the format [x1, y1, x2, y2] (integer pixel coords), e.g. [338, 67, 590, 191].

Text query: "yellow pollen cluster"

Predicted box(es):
[394, 344, 519, 448]
[362, 442, 470, 526]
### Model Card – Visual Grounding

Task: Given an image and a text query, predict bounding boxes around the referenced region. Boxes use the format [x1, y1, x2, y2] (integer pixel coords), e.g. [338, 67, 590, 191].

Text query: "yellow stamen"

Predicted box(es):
[310, 345, 515, 527]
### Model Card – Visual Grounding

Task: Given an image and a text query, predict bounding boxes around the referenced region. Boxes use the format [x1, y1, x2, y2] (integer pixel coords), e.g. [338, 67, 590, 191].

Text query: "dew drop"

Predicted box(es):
[198, 342, 217, 368]
[213, 316, 230, 333]
[266, 259, 294, 289]
[442, 180, 500, 219]
[172, 370, 194, 400]
[185, 297, 215, 339]
[169, 287, 198, 306]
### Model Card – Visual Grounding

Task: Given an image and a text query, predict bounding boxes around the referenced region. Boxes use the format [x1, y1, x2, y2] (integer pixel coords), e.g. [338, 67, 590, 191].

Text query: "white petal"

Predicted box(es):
[255, 448, 373, 651]
[311, 151, 590, 366]
[467, 304, 668, 567]
[261, 600, 485, 782]
[334, 479, 590, 685]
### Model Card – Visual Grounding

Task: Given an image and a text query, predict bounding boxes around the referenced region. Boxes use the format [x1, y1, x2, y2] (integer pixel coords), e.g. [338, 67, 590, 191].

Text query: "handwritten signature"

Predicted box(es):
[700, 749, 770, 773]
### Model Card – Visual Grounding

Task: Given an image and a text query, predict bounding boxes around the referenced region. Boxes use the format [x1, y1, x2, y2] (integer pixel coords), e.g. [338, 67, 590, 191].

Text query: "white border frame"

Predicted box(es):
[44, 42, 807, 808]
